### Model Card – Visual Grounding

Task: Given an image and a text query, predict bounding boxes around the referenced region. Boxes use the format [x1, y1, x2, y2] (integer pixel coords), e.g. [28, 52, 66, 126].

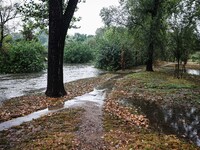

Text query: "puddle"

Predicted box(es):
[187, 69, 200, 76]
[0, 89, 106, 131]
[121, 98, 200, 147]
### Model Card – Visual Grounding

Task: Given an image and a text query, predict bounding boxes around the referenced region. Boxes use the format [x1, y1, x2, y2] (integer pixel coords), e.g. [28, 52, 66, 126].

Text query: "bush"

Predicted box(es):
[64, 42, 94, 63]
[191, 52, 200, 63]
[95, 40, 121, 71]
[0, 41, 45, 73]
[95, 40, 135, 71]
[95, 27, 136, 71]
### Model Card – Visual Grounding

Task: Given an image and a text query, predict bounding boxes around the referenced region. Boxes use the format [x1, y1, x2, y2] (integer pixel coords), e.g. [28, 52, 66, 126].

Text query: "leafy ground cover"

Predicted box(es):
[103, 70, 200, 149]
[0, 74, 114, 123]
[0, 66, 199, 149]
[0, 108, 83, 149]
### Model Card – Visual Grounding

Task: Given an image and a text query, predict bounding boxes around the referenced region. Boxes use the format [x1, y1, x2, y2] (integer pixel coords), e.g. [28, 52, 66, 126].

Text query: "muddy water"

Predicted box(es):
[0, 88, 106, 131]
[122, 99, 200, 147]
[0, 64, 103, 102]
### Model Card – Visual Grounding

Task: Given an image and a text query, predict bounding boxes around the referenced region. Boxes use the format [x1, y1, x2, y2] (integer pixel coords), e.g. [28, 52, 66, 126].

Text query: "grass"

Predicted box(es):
[103, 70, 200, 149]
[0, 108, 83, 149]
[103, 112, 198, 150]
[127, 71, 200, 104]
[129, 72, 198, 89]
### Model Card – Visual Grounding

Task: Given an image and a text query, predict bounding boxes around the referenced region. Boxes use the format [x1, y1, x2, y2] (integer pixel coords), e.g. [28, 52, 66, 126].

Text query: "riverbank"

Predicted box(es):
[0, 65, 200, 149]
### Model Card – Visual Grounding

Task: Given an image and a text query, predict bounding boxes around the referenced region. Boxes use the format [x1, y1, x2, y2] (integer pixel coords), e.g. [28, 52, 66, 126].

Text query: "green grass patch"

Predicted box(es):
[129, 72, 198, 90]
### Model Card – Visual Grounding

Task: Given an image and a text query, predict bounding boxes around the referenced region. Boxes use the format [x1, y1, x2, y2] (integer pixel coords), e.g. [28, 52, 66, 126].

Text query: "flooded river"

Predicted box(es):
[0, 64, 103, 102]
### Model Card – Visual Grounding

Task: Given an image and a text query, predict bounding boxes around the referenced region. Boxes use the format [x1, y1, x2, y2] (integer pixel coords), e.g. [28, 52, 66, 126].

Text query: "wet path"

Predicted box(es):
[0, 64, 103, 102]
[0, 89, 106, 131]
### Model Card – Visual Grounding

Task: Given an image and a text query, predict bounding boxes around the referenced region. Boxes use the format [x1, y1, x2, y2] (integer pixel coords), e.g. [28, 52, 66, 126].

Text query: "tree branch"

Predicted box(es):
[63, 0, 79, 35]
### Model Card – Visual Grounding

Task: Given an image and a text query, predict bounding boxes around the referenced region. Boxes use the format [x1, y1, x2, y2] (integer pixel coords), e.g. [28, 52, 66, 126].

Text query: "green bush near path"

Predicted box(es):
[64, 42, 94, 63]
[0, 41, 45, 73]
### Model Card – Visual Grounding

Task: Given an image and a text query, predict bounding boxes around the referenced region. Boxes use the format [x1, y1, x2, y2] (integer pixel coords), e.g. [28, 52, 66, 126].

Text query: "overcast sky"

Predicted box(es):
[68, 0, 119, 35]
[9, 0, 119, 35]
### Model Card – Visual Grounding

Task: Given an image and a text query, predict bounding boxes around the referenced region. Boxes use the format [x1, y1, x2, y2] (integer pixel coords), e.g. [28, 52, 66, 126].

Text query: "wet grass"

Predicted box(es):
[103, 112, 198, 150]
[0, 69, 199, 149]
[129, 72, 198, 90]
[0, 73, 115, 123]
[103, 70, 200, 149]
[0, 108, 83, 149]
[127, 71, 200, 104]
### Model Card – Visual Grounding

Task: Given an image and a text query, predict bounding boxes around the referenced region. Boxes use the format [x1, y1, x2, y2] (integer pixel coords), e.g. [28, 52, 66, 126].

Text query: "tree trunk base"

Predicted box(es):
[45, 89, 67, 98]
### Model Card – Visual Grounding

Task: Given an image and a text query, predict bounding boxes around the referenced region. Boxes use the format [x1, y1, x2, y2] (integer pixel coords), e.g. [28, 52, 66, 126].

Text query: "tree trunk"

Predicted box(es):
[146, 42, 154, 71]
[145, 0, 162, 72]
[0, 24, 4, 52]
[45, 0, 66, 97]
[45, 0, 78, 97]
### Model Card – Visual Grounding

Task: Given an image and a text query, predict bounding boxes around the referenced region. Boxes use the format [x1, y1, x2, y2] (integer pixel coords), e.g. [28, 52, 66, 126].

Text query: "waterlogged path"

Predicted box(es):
[0, 64, 103, 102]
[0, 89, 106, 131]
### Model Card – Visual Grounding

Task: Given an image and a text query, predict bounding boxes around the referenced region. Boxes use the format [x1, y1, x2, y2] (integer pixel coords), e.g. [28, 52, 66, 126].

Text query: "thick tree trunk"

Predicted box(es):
[45, 0, 78, 97]
[146, 42, 154, 71]
[45, 0, 66, 97]
[145, 0, 162, 72]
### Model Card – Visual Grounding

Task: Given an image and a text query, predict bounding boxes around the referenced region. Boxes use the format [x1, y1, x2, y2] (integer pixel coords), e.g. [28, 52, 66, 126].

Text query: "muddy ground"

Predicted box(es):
[0, 64, 200, 149]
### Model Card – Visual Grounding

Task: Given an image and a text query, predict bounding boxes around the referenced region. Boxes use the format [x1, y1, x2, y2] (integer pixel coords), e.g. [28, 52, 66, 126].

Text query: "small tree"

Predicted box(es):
[168, 0, 199, 78]
[0, 0, 18, 53]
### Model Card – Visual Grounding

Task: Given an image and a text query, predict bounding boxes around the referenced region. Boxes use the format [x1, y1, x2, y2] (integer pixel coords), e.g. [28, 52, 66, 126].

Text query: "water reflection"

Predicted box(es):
[0, 64, 103, 103]
[187, 69, 200, 76]
[122, 99, 200, 147]
[162, 105, 200, 146]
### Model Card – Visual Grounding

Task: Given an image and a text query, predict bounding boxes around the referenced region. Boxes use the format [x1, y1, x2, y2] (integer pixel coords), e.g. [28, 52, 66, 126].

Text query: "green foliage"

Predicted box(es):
[17, 0, 84, 31]
[166, 0, 200, 64]
[95, 27, 142, 71]
[95, 40, 121, 71]
[191, 51, 200, 63]
[0, 41, 45, 73]
[1, 35, 13, 52]
[64, 41, 94, 63]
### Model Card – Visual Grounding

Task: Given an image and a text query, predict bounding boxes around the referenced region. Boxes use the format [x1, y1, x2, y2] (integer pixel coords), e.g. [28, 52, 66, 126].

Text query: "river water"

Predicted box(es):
[0, 64, 103, 103]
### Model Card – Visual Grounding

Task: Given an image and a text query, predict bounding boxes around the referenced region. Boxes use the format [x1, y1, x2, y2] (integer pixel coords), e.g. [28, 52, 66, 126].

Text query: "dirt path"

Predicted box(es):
[73, 76, 121, 149]
[74, 101, 105, 150]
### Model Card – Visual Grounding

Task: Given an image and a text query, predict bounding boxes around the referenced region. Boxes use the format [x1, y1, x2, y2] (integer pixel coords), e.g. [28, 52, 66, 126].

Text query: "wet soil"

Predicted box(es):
[0, 64, 200, 149]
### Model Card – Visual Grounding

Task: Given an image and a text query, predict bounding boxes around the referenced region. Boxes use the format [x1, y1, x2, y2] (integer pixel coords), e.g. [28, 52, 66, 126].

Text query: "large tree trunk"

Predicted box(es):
[146, 42, 154, 71]
[45, 0, 66, 97]
[45, 0, 78, 97]
[145, 0, 162, 72]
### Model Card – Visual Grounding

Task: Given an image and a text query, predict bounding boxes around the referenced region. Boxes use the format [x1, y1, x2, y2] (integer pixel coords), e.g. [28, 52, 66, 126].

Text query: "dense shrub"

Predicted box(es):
[95, 40, 135, 71]
[95, 27, 136, 71]
[191, 52, 200, 63]
[0, 41, 45, 73]
[64, 42, 94, 63]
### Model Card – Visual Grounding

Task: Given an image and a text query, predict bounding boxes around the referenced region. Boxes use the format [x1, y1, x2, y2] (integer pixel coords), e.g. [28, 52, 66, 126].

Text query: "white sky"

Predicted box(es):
[8, 0, 119, 35]
[68, 0, 119, 35]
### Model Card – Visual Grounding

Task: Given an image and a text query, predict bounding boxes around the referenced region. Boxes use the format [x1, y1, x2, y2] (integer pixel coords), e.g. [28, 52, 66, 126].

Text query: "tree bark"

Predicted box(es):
[145, 0, 161, 72]
[45, 0, 78, 97]
[146, 42, 154, 71]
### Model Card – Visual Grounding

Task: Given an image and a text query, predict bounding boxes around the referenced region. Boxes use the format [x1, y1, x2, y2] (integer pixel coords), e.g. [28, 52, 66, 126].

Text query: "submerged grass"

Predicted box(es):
[0, 70, 199, 149]
[103, 112, 198, 150]
[103, 70, 200, 149]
